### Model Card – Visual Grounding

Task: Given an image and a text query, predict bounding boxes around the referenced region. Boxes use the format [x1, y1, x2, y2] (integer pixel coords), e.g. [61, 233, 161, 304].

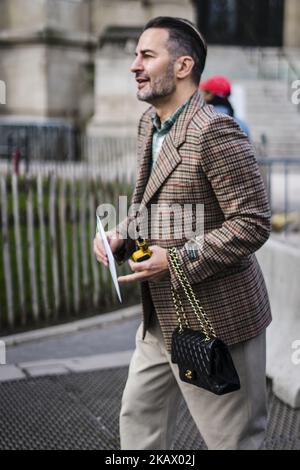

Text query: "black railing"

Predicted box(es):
[0, 123, 79, 163]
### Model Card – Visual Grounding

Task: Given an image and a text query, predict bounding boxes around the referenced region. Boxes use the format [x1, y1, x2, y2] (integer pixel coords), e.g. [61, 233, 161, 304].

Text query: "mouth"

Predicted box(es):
[136, 77, 150, 89]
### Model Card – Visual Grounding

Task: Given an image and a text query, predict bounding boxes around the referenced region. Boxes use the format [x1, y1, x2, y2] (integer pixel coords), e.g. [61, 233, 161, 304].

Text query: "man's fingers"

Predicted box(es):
[99, 254, 108, 265]
[93, 238, 108, 266]
[94, 237, 104, 252]
[118, 271, 149, 283]
[128, 259, 151, 272]
[93, 238, 106, 256]
[95, 252, 108, 266]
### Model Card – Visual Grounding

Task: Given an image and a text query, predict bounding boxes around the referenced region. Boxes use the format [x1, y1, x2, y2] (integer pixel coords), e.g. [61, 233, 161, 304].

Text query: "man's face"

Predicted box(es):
[131, 28, 176, 103]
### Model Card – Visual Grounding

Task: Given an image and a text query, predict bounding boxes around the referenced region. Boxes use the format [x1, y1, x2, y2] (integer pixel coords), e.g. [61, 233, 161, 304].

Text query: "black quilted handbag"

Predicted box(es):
[168, 247, 241, 395]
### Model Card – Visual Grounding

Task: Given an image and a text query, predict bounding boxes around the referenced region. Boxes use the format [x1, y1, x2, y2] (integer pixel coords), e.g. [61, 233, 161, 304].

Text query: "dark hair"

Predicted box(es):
[143, 16, 207, 85]
[210, 96, 235, 117]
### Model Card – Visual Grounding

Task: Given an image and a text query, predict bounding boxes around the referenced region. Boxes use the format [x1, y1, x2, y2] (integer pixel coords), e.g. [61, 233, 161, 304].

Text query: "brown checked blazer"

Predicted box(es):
[115, 90, 272, 352]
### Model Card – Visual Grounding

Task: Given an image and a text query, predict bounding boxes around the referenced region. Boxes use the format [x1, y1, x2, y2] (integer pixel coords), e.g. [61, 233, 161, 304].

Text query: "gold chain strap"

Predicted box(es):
[170, 282, 189, 332]
[168, 247, 217, 341]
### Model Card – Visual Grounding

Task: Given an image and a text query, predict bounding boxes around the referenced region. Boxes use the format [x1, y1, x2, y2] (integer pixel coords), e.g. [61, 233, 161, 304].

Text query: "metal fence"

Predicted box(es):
[0, 172, 137, 333]
[0, 151, 299, 332]
[0, 123, 78, 163]
[0, 134, 138, 331]
[0, 124, 138, 172]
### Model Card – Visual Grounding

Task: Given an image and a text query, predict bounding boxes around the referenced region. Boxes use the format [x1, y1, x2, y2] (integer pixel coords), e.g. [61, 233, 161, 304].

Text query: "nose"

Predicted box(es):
[131, 55, 143, 73]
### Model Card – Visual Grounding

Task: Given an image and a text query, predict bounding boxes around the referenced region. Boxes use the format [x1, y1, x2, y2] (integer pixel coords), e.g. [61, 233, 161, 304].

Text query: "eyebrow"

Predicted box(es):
[135, 49, 156, 56]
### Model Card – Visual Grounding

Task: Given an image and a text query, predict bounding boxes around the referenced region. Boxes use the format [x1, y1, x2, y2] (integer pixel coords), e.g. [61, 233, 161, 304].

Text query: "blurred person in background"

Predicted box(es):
[200, 75, 251, 138]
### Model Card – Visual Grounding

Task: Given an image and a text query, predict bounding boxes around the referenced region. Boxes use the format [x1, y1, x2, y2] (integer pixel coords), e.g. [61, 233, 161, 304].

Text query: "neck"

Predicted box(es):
[154, 85, 197, 123]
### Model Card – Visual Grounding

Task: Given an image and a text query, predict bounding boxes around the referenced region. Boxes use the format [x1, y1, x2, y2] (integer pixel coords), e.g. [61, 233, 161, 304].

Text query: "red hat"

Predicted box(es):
[200, 75, 231, 98]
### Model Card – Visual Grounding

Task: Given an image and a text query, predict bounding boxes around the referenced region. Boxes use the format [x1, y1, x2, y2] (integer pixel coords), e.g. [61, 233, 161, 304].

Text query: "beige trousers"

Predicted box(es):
[119, 315, 268, 450]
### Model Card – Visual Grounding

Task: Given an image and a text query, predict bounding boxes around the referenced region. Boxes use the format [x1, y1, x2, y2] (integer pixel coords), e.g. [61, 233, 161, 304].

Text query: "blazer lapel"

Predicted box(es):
[140, 90, 205, 208]
[140, 135, 181, 208]
[172, 90, 205, 148]
[132, 120, 154, 205]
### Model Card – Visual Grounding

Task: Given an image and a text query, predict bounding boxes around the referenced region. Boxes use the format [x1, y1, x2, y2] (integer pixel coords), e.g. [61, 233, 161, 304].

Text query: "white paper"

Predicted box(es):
[96, 215, 122, 303]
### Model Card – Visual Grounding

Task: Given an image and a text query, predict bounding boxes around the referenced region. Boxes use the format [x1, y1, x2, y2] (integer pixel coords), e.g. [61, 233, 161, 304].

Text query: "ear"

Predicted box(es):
[175, 56, 195, 80]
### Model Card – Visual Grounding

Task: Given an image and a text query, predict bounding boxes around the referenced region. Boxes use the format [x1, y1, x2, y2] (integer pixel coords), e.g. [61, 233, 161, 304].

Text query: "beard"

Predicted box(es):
[137, 61, 176, 103]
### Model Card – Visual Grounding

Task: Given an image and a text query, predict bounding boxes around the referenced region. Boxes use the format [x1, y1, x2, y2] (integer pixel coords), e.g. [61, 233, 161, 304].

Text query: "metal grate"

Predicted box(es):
[0, 369, 299, 450]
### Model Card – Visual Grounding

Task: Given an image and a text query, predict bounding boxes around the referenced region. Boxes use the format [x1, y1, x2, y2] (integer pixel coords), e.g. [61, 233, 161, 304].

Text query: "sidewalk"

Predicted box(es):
[1, 306, 141, 380]
[0, 307, 299, 450]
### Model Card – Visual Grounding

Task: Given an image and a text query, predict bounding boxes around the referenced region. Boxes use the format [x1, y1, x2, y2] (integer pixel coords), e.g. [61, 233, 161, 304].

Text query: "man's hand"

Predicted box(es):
[118, 245, 169, 283]
[93, 230, 124, 267]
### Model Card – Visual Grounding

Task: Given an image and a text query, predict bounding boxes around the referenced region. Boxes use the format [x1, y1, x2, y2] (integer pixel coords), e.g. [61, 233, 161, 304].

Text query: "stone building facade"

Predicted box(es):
[0, 0, 299, 149]
[0, 0, 194, 139]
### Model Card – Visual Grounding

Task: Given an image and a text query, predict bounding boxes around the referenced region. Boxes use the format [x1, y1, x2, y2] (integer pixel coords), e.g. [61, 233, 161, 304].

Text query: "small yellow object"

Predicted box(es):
[131, 237, 152, 262]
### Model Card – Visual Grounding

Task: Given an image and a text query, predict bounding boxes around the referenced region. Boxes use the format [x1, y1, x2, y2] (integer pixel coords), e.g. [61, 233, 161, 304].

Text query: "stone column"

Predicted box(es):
[0, 0, 96, 125]
[87, 42, 148, 137]
[90, 0, 195, 37]
[283, 0, 300, 48]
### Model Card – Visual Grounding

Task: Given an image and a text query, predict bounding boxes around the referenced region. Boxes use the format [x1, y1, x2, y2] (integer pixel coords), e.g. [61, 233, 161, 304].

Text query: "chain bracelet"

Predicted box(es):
[168, 247, 217, 340]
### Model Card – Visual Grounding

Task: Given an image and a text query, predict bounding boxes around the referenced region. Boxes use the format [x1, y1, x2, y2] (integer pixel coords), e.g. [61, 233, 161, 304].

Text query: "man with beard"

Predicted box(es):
[93, 17, 272, 450]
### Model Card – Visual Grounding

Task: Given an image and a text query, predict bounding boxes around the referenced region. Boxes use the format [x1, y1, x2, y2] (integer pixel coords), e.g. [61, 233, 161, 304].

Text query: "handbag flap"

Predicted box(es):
[171, 327, 216, 376]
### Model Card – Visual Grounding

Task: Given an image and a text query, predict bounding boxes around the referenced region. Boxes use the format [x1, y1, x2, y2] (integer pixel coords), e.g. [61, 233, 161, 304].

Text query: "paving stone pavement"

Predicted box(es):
[0, 368, 299, 450]
[0, 314, 299, 450]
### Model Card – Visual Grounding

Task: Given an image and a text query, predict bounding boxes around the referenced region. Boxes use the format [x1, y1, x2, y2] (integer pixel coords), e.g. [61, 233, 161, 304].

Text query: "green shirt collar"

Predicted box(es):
[151, 94, 194, 135]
